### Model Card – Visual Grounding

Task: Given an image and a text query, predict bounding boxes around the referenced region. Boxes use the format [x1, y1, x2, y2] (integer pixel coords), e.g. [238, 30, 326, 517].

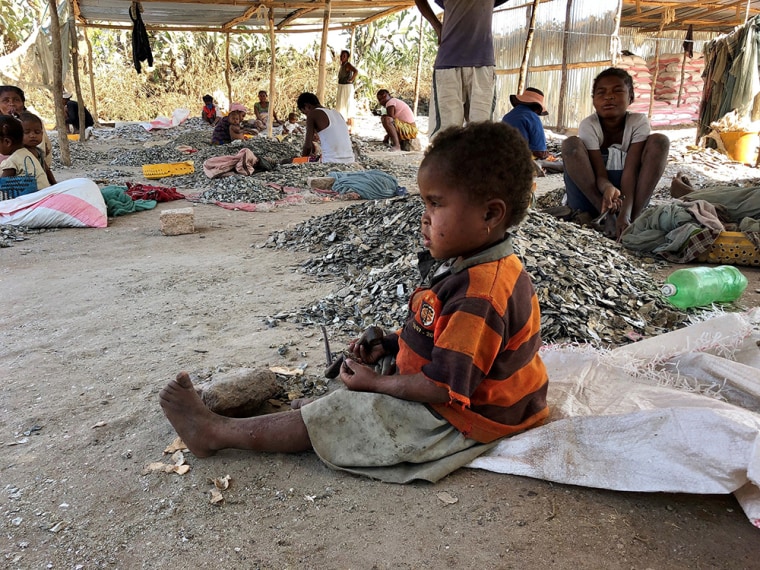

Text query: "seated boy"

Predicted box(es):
[159, 121, 549, 482]
[210, 103, 255, 145]
[201, 94, 219, 126]
[501, 87, 549, 159]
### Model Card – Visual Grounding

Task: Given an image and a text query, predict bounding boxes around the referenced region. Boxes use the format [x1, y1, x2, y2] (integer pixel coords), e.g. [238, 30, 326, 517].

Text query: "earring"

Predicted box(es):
[486, 226, 491, 235]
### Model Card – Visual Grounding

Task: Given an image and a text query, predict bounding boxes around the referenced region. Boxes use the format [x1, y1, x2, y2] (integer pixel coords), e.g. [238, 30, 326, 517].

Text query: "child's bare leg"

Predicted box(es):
[561, 136, 603, 213]
[380, 116, 401, 150]
[159, 372, 312, 457]
[632, 133, 670, 219]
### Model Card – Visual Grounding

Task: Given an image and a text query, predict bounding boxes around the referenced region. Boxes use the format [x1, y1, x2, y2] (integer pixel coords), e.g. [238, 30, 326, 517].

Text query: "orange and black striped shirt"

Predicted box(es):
[395, 238, 549, 443]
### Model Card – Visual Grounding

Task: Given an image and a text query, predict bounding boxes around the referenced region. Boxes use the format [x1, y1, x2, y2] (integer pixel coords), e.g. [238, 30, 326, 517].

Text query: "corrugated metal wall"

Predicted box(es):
[493, 1, 717, 129]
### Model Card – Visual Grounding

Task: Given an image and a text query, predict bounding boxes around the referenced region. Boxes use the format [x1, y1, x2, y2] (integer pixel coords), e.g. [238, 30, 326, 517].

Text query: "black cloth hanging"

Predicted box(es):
[130, 2, 153, 73]
[682, 24, 694, 59]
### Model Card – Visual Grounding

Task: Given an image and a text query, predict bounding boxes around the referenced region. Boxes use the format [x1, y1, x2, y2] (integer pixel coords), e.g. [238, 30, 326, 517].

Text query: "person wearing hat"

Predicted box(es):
[62, 91, 94, 137]
[501, 87, 549, 159]
[210, 102, 257, 145]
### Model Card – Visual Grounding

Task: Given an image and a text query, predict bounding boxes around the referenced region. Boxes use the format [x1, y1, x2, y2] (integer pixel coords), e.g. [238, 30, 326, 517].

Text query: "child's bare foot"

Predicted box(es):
[670, 172, 694, 198]
[159, 372, 223, 458]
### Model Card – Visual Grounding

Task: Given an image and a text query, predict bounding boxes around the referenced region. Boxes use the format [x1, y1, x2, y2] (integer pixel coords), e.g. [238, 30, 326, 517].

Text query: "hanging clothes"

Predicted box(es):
[130, 2, 153, 73]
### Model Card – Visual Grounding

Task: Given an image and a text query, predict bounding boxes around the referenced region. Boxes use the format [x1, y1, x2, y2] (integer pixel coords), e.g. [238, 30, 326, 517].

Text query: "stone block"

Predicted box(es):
[160, 207, 194, 236]
[195, 367, 279, 417]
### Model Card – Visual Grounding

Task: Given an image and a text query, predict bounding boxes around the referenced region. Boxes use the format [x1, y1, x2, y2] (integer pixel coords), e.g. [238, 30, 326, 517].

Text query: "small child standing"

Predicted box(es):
[0, 115, 49, 193]
[159, 121, 549, 483]
[19, 112, 56, 186]
[210, 103, 255, 145]
[201, 94, 219, 126]
[561, 67, 669, 239]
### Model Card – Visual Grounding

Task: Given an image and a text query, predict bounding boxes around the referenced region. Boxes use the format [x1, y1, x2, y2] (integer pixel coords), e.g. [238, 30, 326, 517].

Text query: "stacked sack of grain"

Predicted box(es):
[616, 53, 653, 107]
[650, 52, 705, 106]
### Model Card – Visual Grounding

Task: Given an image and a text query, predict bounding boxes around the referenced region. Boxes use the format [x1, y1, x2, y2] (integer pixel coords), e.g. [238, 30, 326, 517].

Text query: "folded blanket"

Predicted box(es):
[203, 148, 258, 178]
[101, 185, 156, 217]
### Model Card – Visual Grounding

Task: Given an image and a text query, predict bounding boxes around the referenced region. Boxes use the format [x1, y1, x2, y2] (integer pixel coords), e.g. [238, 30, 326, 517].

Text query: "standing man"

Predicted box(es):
[414, 0, 508, 138]
[296, 92, 355, 164]
[336, 50, 358, 134]
[377, 89, 418, 151]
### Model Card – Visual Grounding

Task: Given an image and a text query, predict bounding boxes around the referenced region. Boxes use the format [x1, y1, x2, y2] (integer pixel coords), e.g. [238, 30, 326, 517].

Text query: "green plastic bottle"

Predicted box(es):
[661, 265, 748, 309]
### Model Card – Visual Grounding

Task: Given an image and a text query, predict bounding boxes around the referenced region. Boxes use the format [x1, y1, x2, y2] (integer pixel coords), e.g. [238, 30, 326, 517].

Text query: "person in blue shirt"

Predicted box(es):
[501, 87, 549, 159]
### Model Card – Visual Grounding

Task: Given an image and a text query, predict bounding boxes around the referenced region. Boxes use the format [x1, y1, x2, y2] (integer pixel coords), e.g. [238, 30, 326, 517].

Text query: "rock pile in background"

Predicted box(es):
[264, 196, 689, 347]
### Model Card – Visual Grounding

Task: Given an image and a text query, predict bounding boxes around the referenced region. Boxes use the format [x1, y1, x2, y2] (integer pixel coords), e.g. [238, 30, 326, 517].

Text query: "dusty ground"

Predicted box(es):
[2, 119, 759, 569]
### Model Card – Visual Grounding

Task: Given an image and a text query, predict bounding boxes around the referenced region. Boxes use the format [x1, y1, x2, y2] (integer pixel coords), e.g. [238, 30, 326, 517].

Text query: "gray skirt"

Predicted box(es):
[300, 389, 497, 483]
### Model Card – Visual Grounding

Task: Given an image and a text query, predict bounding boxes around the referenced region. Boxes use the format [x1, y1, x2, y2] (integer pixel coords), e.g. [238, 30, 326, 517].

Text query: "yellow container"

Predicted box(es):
[696, 231, 760, 267]
[142, 160, 195, 179]
[67, 133, 79, 141]
[719, 131, 759, 164]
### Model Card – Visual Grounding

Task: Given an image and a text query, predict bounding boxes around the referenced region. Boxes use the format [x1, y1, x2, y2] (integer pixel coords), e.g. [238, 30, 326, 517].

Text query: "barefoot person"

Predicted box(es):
[159, 121, 549, 482]
[297, 92, 354, 163]
[561, 67, 669, 239]
[377, 89, 417, 151]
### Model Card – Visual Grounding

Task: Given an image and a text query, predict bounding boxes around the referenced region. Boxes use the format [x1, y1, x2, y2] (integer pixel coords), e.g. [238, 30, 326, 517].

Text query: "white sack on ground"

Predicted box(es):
[467, 310, 760, 528]
[0, 178, 107, 228]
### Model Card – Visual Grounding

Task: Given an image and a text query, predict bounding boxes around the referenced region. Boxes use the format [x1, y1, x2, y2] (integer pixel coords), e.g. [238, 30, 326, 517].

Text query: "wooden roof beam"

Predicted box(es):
[277, 7, 317, 28]
[223, 3, 263, 30]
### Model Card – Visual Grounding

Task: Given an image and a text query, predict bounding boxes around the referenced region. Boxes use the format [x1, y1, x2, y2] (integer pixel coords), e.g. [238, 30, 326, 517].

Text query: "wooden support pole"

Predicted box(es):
[517, 0, 540, 94]
[611, 0, 623, 67]
[555, 0, 573, 131]
[413, 13, 424, 116]
[677, 49, 687, 107]
[83, 27, 99, 125]
[49, 0, 70, 166]
[68, 0, 86, 141]
[225, 33, 232, 106]
[648, 19, 667, 118]
[349, 26, 355, 60]
[317, 0, 331, 103]
[268, 7, 275, 138]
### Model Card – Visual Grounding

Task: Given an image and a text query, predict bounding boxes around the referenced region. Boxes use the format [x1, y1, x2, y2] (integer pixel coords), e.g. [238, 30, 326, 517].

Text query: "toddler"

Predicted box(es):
[20, 112, 56, 186]
[159, 121, 549, 483]
[0, 115, 49, 193]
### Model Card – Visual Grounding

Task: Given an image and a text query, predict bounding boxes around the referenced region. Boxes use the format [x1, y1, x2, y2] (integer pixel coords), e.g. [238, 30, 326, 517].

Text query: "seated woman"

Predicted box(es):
[252, 90, 282, 131]
[561, 68, 669, 239]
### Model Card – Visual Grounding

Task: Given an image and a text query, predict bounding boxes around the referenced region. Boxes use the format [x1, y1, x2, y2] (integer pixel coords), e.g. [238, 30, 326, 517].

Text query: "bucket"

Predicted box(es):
[720, 131, 759, 164]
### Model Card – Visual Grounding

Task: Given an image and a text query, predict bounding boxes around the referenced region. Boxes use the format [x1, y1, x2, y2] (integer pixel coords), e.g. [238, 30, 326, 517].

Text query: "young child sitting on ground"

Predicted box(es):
[0, 115, 49, 193]
[561, 67, 669, 239]
[210, 103, 256, 145]
[159, 121, 549, 483]
[20, 112, 56, 186]
[201, 94, 219, 126]
[283, 112, 304, 135]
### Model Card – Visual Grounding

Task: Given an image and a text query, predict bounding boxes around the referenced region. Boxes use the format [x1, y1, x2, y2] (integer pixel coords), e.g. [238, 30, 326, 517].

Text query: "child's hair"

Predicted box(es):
[202, 94, 213, 103]
[288, 112, 298, 121]
[0, 85, 26, 104]
[422, 122, 534, 226]
[0, 115, 24, 144]
[297, 92, 320, 110]
[593, 67, 635, 104]
[19, 111, 42, 127]
[340, 50, 350, 58]
[258, 90, 267, 97]
[377, 89, 390, 99]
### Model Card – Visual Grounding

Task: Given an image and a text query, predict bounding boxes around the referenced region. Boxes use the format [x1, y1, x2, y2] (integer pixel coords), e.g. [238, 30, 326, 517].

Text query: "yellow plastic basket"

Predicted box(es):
[696, 231, 760, 267]
[142, 160, 195, 179]
[67, 133, 79, 141]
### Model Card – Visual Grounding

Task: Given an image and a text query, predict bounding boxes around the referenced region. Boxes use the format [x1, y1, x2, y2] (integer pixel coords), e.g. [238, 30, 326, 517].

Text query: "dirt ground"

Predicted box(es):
[2, 121, 760, 569]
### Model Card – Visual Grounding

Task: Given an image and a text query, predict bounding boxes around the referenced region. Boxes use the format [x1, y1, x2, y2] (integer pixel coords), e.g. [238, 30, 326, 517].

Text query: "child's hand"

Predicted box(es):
[339, 359, 379, 391]
[347, 326, 386, 364]
[600, 184, 621, 213]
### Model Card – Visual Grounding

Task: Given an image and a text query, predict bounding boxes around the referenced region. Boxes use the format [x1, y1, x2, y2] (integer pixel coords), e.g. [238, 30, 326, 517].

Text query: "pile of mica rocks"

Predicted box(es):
[50, 118, 420, 205]
[263, 195, 691, 348]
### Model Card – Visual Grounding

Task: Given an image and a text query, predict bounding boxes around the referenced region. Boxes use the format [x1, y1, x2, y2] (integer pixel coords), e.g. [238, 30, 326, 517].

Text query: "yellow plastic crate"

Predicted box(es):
[67, 133, 79, 141]
[142, 160, 195, 179]
[696, 231, 760, 267]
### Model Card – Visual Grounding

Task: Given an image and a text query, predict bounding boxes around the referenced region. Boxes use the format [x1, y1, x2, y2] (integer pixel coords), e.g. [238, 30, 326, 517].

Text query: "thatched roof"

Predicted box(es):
[72, 0, 760, 35]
